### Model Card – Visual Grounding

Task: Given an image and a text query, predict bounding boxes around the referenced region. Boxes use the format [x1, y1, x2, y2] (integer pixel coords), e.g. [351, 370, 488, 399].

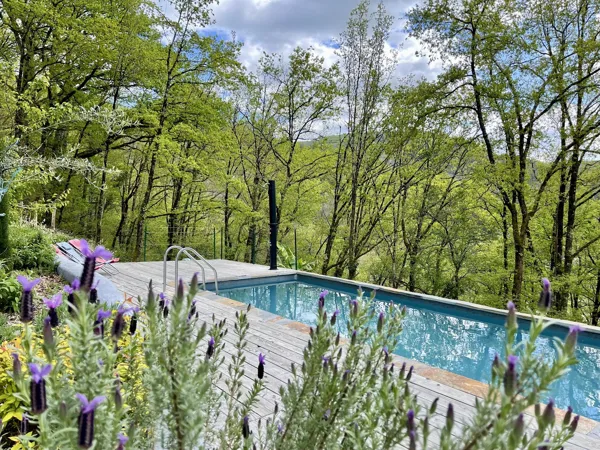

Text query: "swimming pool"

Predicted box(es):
[211, 274, 600, 421]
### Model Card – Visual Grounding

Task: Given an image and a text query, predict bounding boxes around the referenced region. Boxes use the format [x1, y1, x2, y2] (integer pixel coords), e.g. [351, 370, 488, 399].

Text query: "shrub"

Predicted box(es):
[8, 226, 56, 273]
[1, 247, 584, 449]
[0, 270, 20, 313]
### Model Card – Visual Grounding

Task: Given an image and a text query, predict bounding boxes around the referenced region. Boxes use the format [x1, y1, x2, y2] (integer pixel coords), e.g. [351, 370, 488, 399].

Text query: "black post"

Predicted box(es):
[268, 180, 278, 270]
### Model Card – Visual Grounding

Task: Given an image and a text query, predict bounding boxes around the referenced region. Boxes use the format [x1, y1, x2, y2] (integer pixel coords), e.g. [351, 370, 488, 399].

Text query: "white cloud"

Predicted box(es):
[205, 0, 439, 80]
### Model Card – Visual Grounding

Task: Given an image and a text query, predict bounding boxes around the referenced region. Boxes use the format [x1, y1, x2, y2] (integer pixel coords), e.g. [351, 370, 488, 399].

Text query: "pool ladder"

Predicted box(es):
[162, 246, 219, 294]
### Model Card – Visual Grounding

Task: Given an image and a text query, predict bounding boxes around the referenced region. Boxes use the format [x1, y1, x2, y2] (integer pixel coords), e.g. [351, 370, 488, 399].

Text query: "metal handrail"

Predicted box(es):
[163, 245, 183, 293]
[181, 247, 219, 294]
[162, 245, 219, 294]
[174, 247, 207, 292]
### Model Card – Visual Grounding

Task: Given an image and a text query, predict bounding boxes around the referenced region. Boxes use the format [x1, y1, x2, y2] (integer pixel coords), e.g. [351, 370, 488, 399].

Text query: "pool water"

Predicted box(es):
[218, 278, 600, 421]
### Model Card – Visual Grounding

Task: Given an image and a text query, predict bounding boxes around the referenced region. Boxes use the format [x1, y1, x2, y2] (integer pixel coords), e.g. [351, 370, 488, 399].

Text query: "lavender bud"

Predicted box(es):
[20, 289, 34, 323]
[111, 312, 125, 341]
[409, 430, 416, 450]
[565, 325, 582, 353]
[48, 307, 59, 328]
[351, 330, 357, 345]
[570, 415, 580, 433]
[563, 406, 573, 426]
[43, 317, 54, 348]
[206, 336, 215, 359]
[377, 312, 384, 333]
[28, 364, 51, 414]
[258, 353, 266, 380]
[115, 378, 123, 410]
[78, 409, 96, 448]
[76, 394, 106, 449]
[129, 313, 138, 336]
[80, 257, 96, 292]
[406, 365, 414, 381]
[503, 355, 518, 396]
[538, 278, 552, 311]
[30, 378, 47, 414]
[541, 399, 555, 427]
[331, 310, 339, 326]
[323, 409, 330, 421]
[59, 401, 67, 420]
[242, 416, 250, 439]
[335, 332, 340, 346]
[512, 413, 524, 441]
[176, 278, 185, 300]
[12, 353, 21, 379]
[407, 409, 415, 432]
[89, 288, 98, 304]
[506, 301, 517, 329]
[446, 403, 454, 431]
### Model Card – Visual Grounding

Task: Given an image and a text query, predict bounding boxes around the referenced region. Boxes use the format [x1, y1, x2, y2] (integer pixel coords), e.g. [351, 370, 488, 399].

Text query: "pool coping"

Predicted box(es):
[202, 267, 600, 437]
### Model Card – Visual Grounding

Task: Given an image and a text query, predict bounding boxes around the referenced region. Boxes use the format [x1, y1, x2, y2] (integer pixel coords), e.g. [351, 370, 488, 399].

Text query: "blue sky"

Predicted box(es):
[202, 0, 439, 79]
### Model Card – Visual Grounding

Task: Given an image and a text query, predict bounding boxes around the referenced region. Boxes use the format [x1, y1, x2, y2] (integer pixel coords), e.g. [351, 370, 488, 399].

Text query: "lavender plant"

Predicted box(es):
[3, 259, 584, 450]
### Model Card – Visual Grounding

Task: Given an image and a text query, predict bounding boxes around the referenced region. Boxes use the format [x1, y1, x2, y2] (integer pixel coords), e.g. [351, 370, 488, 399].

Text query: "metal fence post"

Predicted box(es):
[213, 227, 216, 259]
[294, 228, 298, 270]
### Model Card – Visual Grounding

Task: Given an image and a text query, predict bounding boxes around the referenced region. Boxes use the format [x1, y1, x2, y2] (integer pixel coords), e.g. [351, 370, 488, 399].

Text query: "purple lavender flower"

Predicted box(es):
[159, 292, 169, 318]
[351, 329, 357, 345]
[17, 275, 40, 323]
[111, 305, 139, 341]
[94, 309, 111, 337]
[506, 301, 517, 329]
[323, 409, 331, 421]
[206, 336, 215, 359]
[407, 409, 415, 431]
[117, 433, 128, 450]
[330, 309, 340, 326]
[504, 355, 518, 396]
[64, 279, 80, 314]
[350, 299, 359, 316]
[43, 293, 62, 327]
[538, 278, 552, 311]
[446, 403, 454, 430]
[258, 353, 266, 380]
[242, 415, 250, 439]
[76, 394, 106, 448]
[565, 325, 583, 353]
[89, 281, 99, 304]
[79, 240, 112, 292]
[29, 364, 51, 414]
[318, 290, 328, 309]
[377, 311, 384, 333]
[409, 430, 416, 450]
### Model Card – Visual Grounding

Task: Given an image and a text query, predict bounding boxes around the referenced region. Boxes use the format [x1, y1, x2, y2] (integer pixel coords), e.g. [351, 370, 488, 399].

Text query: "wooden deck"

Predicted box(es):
[104, 260, 600, 449]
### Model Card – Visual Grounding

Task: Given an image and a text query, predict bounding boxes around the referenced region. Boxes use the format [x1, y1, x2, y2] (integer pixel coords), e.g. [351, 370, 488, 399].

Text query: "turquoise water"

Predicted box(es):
[218, 278, 600, 421]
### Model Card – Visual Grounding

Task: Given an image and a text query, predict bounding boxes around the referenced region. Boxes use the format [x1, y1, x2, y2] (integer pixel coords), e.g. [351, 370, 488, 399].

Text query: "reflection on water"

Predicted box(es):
[219, 281, 600, 421]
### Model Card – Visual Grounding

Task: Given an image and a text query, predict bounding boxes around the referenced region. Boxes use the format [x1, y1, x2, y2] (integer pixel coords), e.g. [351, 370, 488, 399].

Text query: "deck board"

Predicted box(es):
[103, 260, 600, 449]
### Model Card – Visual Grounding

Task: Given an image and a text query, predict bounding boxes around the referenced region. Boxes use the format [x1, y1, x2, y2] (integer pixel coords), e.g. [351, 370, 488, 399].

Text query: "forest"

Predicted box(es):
[1, 0, 600, 325]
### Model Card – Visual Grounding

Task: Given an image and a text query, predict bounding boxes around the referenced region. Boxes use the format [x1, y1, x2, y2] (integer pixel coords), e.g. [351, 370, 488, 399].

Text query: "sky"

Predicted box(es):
[203, 0, 439, 80]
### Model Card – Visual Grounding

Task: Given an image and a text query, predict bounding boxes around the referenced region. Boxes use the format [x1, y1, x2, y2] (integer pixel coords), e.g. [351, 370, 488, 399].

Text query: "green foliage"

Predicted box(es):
[0, 270, 21, 313]
[277, 244, 314, 271]
[7, 225, 56, 273]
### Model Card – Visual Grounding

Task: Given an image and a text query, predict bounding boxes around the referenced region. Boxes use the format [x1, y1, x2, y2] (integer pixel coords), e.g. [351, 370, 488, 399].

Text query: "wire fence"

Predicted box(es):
[142, 223, 302, 269]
